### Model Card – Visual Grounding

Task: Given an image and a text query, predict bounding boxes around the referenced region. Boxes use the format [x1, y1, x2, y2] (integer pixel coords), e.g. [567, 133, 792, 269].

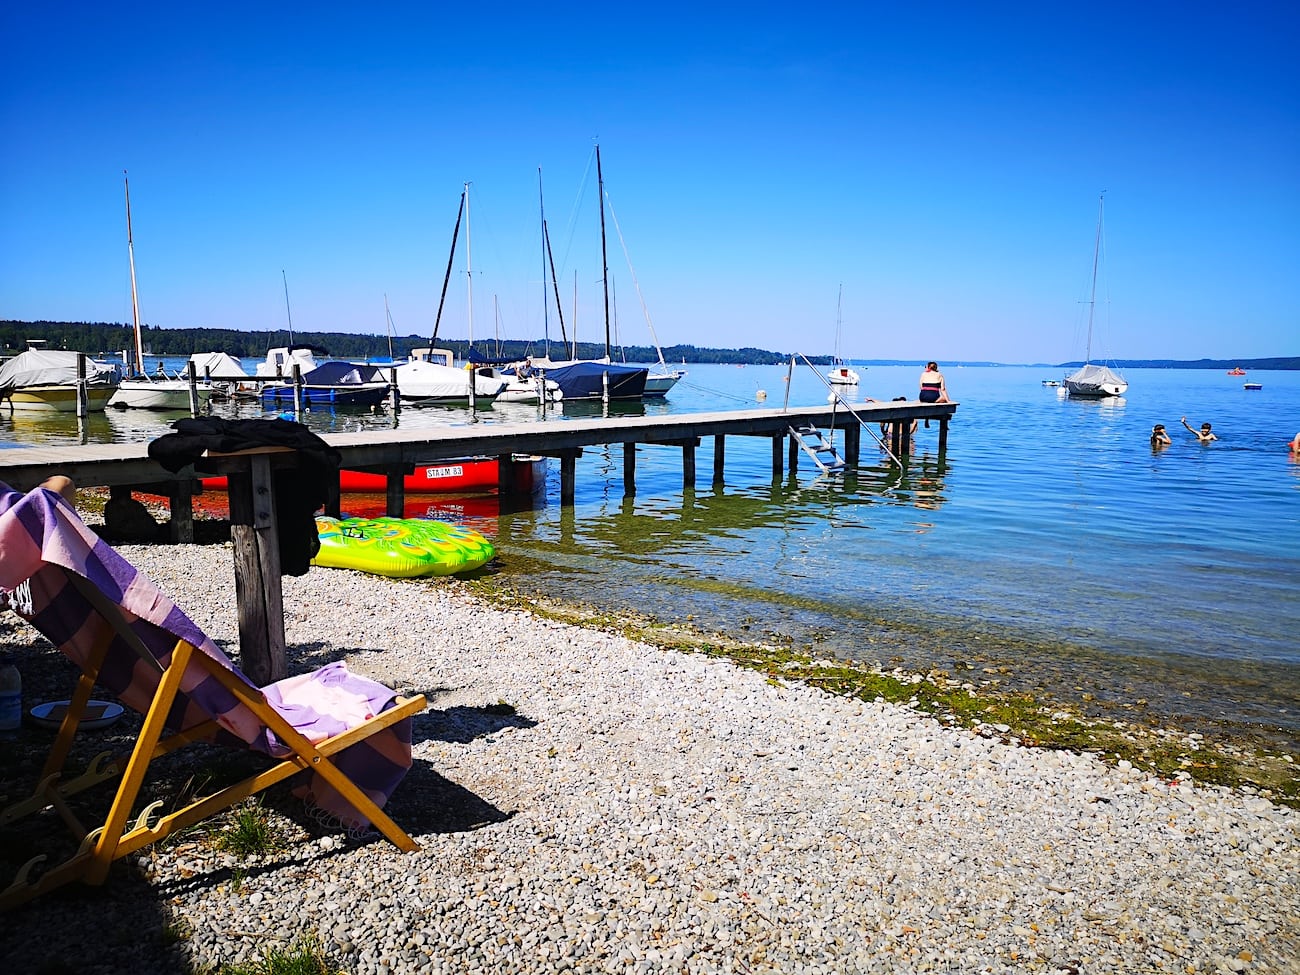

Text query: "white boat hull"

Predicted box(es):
[827, 367, 860, 385]
[109, 379, 214, 410]
[2, 385, 118, 412]
[643, 369, 685, 398]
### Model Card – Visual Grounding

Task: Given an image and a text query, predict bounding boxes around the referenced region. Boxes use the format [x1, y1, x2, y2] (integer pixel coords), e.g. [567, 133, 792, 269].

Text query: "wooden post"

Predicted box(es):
[788, 432, 799, 473]
[560, 452, 578, 506]
[623, 443, 636, 496]
[938, 417, 949, 453]
[771, 434, 784, 479]
[844, 425, 860, 466]
[292, 363, 304, 415]
[168, 478, 195, 543]
[76, 354, 88, 418]
[713, 435, 726, 486]
[385, 465, 406, 517]
[497, 453, 514, 496]
[389, 367, 400, 413]
[682, 441, 696, 491]
[226, 452, 287, 686]
[324, 472, 341, 518]
[186, 360, 200, 416]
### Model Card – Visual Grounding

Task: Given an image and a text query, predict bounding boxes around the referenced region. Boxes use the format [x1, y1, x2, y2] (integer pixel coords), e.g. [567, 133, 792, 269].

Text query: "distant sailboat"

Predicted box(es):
[826, 284, 860, 386]
[108, 172, 214, 411]
[1064, 193, 1128, 398]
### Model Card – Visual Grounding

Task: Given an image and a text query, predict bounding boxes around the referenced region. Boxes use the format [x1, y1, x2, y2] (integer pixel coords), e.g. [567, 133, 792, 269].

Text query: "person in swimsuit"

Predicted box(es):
[918, 362, 949, 403]
[1151, 424, 1172, 448]
[1181, 416, 1217, 442]
[1288, 432, 1300, 454]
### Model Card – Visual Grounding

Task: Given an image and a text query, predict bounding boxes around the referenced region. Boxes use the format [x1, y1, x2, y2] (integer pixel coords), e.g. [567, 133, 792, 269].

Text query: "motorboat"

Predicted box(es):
[0, 346, 121, 412]
[393, 348, 506, 404]
[259, 360, 391, 408]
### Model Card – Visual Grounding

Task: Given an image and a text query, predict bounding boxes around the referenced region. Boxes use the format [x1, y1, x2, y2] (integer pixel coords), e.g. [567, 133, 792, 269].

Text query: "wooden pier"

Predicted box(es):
[0, 399, 957, 519]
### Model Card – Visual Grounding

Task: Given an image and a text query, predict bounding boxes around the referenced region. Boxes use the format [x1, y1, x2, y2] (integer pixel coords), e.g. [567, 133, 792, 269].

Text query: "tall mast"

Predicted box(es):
[123, 171, 144, 376]
[464, 181, 474, 350]
[281, 270, 295, 346]
[538, 168, 550, 358]
[430, 190, 466, 348]
[596, 144, 611, 359]
[1085, 192, 1105, 364]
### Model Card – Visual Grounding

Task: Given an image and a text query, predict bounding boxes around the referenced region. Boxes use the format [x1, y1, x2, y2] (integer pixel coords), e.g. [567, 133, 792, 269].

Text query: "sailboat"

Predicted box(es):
[826, 284, 860, 386]
[108, 173, 214, 411]
[1064, 193, 1128, 399]
[519, 147, 648, 401]
[393, 186, 507, 405]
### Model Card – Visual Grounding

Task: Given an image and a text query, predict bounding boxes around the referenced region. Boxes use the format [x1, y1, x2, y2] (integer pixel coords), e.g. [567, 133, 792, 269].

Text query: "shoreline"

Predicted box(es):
[2, 542, 1297, 973]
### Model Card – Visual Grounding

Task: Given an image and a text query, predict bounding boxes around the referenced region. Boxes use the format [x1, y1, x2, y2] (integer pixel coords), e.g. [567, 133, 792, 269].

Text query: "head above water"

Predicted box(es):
[1153, 424, 1165, 432]
[1202, 423, 1212, 431]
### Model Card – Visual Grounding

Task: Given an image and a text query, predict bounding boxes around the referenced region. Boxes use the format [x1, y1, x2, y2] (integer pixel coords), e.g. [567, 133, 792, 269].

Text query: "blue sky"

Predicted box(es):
[2, 2, 1296, 363]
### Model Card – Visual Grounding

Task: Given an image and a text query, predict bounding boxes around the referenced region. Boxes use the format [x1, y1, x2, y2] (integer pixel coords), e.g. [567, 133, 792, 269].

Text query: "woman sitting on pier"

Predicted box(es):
[918, 362, 949, 403]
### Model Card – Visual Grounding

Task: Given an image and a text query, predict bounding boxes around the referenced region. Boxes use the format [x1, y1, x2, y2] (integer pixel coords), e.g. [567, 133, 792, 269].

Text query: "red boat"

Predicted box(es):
[202, 455, 546, 496]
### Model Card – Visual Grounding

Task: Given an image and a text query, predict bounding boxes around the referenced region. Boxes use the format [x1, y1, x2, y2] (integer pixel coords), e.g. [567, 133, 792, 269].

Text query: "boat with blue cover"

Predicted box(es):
[260, 360, 390, 407]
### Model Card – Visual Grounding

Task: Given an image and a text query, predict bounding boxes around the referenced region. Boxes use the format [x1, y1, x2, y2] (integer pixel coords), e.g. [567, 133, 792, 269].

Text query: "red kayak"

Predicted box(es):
[201, 455, 545, 496]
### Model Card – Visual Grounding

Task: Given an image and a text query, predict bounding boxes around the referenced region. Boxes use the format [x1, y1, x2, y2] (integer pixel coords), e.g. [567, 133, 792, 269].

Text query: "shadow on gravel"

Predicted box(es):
[385, 758, 515, 834]
[416, 704, 537, 745]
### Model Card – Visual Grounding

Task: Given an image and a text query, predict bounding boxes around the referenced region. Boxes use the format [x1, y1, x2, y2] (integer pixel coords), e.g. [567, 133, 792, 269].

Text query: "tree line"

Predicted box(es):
[0, 321, 795, 365]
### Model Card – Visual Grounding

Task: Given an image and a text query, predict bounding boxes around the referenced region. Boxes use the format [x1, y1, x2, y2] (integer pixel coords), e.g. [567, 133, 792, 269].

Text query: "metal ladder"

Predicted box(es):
[789, 424, 845, 474]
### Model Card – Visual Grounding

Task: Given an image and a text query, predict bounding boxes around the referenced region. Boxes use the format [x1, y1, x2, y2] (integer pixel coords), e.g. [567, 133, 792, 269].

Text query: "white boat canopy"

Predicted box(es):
[0, 348, 120, 391]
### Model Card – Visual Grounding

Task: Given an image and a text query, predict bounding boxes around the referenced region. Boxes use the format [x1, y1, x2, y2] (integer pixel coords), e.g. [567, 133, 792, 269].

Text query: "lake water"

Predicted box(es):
[3, 359, 1298, 747]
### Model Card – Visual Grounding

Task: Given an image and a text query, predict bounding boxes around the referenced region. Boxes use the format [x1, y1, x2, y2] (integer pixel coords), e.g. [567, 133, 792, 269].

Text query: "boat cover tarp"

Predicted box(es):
[1065, 363, 1125, 387]
[392, 359, 503, 399]
[0, 349, 120, 392]
[189, 351, 248, 378]
[302, 361, 385, 385]
[536, 360, 648, 400]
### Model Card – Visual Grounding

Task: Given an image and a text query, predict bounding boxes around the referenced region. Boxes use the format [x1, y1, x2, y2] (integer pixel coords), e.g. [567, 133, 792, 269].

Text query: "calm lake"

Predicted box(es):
[3, 359, 1297, 747]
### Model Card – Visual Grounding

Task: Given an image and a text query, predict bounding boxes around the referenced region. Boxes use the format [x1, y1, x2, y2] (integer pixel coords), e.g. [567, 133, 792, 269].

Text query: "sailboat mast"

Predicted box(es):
[281, 270, 295, 346]
[123, 171, 144, 376]
[538, 168, 550, 358]
[1085, 192, 1104, 364]
[431, 190, 466, 348]
[383, 293, 395, 360]
[464, 181, 474, 350]
[596, 144, 611, 359]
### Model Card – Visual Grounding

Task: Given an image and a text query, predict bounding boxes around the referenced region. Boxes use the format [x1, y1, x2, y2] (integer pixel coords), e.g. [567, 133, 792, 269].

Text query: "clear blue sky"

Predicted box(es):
[2, 2, 1296, 363]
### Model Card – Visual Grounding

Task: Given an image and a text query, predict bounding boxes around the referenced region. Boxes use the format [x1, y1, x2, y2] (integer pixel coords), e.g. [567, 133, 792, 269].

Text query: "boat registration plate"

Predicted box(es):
[425, 465, 464, 480]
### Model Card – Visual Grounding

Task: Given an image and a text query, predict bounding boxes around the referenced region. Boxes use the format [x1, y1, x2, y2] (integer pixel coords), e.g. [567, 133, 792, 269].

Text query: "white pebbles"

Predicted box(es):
[3, 542, 1297, 975]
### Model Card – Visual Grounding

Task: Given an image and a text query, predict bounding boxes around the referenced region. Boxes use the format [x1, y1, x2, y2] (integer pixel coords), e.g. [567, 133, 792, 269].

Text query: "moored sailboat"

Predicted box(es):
[108, 172, 214, 411]
[1064, 193, 1128, 399]
[826, 285, 860, 386]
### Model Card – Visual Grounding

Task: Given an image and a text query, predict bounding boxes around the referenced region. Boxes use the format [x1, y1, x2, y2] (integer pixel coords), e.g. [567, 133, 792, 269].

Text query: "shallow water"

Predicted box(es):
[3, 360, 1298, 744]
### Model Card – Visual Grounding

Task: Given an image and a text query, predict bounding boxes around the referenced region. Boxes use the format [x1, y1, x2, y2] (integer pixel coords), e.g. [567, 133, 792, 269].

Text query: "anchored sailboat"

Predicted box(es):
[108, 172, 214, 410]
[1064, 193, 1128, 399]
[826, 284, 860, 386]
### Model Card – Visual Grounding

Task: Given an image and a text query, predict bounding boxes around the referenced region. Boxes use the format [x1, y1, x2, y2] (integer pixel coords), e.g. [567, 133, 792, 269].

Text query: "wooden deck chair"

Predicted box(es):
[0, 480, 426, 911]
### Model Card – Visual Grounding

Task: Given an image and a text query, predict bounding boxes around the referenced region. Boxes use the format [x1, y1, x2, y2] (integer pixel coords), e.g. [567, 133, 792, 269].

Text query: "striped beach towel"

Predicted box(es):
[0, 480, 414, 831]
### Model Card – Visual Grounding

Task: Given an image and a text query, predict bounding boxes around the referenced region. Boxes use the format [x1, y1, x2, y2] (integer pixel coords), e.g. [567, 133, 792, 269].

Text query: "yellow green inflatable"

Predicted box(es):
[312, 516, 495, 577]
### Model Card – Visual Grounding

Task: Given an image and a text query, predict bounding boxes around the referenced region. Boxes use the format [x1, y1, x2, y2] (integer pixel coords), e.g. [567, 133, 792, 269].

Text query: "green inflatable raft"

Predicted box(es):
[312, 516, 496, 578]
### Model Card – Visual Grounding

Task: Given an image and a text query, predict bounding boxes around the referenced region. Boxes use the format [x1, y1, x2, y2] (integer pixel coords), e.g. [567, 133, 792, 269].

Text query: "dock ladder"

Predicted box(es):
[789, 423, 845, 474]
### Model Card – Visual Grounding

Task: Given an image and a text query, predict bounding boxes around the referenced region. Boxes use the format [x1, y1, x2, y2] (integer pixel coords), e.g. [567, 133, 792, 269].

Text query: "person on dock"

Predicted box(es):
[918, 362, 949, 403]
[1150, 424, 1172, 448]
[1181, 417, 1217, 442]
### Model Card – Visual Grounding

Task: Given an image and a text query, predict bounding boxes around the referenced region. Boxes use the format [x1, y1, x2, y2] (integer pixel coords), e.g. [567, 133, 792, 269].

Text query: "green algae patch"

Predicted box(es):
[466, 575, 1299, 809]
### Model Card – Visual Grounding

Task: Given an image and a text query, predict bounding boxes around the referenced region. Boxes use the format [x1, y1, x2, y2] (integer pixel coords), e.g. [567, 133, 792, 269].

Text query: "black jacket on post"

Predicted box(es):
[149, 418, 341, 576]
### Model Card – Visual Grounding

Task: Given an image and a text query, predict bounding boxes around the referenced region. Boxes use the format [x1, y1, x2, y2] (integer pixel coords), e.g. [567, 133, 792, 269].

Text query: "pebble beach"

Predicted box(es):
[1, 543, 1297, 975]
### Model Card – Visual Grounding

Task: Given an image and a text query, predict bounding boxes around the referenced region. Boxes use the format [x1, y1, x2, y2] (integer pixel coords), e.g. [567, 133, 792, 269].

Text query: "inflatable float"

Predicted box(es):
[312, 516, 495, 578]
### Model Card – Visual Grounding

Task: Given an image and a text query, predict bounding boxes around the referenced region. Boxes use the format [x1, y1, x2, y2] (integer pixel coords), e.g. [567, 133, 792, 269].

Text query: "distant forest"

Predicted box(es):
[0, 321, 793, 366]
[1, 321, 1295, 370]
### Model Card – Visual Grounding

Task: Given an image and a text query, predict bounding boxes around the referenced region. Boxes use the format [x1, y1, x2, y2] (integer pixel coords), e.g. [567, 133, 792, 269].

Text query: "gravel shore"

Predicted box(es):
[2, 543, 1297, 974]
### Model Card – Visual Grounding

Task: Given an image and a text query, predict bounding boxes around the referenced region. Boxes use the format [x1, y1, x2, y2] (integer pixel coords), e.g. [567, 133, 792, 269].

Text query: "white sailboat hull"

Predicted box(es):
[643, 369, 685, 398]
[827, 366, 860, 385]
[1064, 363, 1128, 398]
[109, 379, 214, 410]
[2, 384, 118, 412]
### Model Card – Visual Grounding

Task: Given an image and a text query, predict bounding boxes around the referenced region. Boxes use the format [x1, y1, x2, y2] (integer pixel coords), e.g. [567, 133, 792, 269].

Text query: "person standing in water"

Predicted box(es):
[918, 362, 949, 403]
[1151, 424, 1172, 448]
[1181, 417, 1218, 442]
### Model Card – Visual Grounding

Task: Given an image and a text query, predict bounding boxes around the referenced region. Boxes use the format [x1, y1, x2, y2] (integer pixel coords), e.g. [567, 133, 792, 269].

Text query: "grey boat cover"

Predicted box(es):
[189, 351, 248, 378]
[1065, 363, 1125, 388]
[0, 349, 121, 392]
